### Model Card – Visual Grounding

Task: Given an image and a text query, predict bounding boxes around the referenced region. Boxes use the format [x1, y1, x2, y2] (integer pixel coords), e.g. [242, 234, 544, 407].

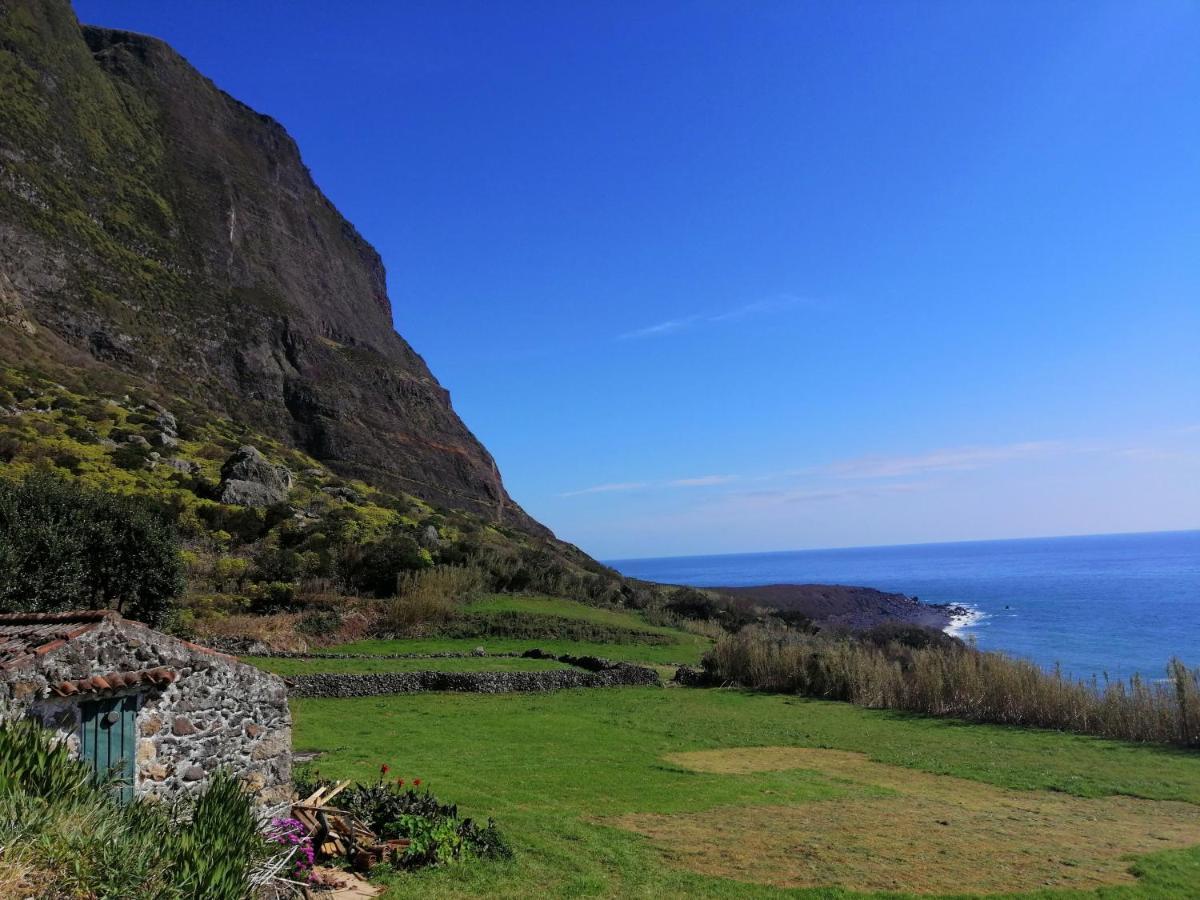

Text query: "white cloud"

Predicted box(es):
[823, 441, 1062, 479]
[558, 482, 649, 497]
[666, 474, 738, 487]
[619, 296, 804, 340]
[560, 474, 737, 498]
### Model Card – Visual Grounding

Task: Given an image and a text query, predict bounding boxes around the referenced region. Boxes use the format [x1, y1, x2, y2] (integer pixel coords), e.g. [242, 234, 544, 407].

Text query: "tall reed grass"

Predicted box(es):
[704, 629, 1200, 747]
[376, 566, 486, 634]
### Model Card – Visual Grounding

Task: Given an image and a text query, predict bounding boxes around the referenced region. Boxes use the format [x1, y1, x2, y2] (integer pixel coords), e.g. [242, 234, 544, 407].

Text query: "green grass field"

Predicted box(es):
[292, 686, 1200, 899]
[298, 594, 712, 665]
[326, 633, 708, 666]
[463, 594, 684, 634]
[245, 655, 576, 676]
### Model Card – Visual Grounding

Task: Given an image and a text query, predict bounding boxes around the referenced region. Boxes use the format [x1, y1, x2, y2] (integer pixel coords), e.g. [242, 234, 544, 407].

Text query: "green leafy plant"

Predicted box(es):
[294, 769, 513, 871]
[0, 715, 275, 898]
[0, 473, 184, 624]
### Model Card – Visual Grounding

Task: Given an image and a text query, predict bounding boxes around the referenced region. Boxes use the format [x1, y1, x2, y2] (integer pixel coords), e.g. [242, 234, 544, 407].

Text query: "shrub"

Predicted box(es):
[170, 771, 267, 899]
[340, 532, 433, 597]
[666, 587, 760, 632]
[297, 607, 343, 637]
[0, 474, 184, 625]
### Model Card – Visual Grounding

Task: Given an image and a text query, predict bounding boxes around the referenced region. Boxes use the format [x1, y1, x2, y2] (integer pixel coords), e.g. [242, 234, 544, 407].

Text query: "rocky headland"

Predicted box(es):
[712, 583, 969, 633]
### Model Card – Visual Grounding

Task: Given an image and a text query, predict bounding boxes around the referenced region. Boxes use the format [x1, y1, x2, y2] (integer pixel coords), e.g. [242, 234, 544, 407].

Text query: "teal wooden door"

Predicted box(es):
[79, 694, 139, 802]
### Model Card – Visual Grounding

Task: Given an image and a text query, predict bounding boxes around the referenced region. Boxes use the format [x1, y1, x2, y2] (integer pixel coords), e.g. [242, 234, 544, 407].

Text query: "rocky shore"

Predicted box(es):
[712, 583, 969, 633]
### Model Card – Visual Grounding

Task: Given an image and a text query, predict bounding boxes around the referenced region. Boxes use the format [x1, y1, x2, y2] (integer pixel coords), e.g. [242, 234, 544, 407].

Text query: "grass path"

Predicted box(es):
[292, 686, 1200, 898]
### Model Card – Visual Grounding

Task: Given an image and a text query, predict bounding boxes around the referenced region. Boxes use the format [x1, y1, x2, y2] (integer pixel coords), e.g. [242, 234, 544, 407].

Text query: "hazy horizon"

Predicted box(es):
[603, 526, 1200, 564]
[75, 1, 1200, 559]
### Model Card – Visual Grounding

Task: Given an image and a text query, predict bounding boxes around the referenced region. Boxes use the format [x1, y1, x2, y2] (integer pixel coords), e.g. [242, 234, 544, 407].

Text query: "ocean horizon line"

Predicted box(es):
[604, 526, 1200, 566]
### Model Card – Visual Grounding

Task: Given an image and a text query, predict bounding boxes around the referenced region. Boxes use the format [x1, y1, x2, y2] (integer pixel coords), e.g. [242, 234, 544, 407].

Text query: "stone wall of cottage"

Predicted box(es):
[3, 619, 291, 808]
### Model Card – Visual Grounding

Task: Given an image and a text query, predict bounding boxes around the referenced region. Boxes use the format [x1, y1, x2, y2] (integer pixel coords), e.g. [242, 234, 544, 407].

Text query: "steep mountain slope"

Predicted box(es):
[0, 0, 541, 532]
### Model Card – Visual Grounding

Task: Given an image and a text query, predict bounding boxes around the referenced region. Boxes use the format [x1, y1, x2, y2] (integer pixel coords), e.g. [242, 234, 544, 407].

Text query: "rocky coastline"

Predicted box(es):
[712, 583, 970, 633]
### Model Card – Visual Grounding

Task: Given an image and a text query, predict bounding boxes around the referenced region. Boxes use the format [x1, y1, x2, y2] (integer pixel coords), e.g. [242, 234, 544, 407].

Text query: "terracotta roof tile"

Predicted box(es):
[0, 610, 119, 666]
[51, 667, 176, 697]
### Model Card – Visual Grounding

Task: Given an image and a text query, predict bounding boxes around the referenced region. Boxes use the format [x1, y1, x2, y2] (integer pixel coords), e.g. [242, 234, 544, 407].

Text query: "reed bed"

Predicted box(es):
[704, 629, 1200, 748]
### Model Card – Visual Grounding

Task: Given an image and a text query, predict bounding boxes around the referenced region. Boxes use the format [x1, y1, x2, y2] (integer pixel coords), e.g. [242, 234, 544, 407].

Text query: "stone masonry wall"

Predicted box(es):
[287, 663, 660, 698]
[5, 619, 291, 808]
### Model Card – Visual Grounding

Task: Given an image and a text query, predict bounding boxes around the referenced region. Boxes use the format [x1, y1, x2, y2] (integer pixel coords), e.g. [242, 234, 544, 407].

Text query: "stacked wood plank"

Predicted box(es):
[292, 783, 411, 871]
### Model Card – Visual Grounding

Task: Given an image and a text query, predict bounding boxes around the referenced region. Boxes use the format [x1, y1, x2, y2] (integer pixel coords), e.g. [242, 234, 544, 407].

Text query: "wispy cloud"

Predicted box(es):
[560, 474, 737, 498]
[726, 482, 925, 507]
[558, 482, 649, 497]
[666, 474, 738, 487]
[822, 441, 1062, 479]
[619, 296, 803, 340]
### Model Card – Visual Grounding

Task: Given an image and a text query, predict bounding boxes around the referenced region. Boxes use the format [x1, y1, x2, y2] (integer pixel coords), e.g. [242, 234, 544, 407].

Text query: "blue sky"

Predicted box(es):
[76, 1, 1199, 559]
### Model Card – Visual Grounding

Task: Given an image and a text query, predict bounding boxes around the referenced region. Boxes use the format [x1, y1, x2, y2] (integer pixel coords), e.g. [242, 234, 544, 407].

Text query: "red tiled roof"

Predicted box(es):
[50, 666, 177, 697]
[0, 610, 238, 672]
[0, 610, 119, 671]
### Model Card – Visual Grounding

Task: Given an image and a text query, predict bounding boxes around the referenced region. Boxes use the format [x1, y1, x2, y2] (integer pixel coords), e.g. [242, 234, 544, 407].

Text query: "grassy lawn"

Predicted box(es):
[464, 594, 683, 635]
[245, 655, 575, 676]
[292, 686, 1200, 898]
[327, 634, 708, 666]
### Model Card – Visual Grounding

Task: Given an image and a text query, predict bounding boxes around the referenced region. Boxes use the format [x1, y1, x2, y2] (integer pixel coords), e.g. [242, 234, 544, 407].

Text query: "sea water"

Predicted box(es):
[609, 530, 1200, 681]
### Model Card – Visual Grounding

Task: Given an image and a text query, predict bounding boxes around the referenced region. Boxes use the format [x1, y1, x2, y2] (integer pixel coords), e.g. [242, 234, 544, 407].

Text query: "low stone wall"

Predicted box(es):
[286, 664, 660, 698]
[244, 649, 525, 661]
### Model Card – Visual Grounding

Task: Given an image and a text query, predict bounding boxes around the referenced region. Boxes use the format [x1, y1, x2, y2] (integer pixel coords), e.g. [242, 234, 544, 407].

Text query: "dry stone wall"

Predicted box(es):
[287, 663, 660, 698]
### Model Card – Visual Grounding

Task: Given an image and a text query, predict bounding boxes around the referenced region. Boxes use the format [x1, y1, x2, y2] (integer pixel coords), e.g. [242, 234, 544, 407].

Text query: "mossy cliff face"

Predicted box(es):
[0, 0, 540, 532]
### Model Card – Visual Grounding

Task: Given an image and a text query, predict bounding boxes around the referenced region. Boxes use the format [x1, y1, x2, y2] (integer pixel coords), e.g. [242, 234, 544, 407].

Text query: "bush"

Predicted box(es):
[666, 587, 760, 632]
[0, 474, 184, 625]
[340, 532, 433, 597]
[863, 622, 963, 652]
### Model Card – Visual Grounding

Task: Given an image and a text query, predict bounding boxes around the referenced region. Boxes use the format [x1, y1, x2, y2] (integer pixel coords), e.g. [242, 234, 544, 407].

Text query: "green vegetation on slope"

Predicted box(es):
[0, 367, 691, 640]
[292, 687, 1200, 899]
[326, 633, 708, 667]
[246, 655, 576, 676]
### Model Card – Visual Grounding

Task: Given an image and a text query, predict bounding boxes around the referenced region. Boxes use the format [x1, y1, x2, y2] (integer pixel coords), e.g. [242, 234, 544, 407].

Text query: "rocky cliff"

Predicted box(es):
[0, 0, 544, 532]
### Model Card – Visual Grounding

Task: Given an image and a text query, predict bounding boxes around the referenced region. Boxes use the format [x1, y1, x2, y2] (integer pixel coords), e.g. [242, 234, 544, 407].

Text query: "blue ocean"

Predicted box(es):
[609, 530, 1200, 682]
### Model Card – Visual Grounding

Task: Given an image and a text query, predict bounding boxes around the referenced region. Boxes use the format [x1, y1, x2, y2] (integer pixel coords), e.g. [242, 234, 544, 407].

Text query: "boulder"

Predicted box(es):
[163, 458, 200, 475]
[217, 445, 293, 508]
[321, 485, 360, 503]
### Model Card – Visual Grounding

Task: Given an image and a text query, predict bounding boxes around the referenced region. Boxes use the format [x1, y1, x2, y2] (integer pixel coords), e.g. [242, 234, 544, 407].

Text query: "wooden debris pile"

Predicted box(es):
[293, 782, 411, 872]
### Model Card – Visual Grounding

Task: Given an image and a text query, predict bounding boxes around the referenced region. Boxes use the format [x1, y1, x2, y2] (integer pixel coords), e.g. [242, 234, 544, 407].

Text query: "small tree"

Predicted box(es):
[0, 474, 184, 625]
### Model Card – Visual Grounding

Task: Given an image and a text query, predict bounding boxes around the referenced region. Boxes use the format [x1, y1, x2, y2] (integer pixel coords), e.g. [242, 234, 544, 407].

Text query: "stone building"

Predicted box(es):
[0, 610, 291, 807]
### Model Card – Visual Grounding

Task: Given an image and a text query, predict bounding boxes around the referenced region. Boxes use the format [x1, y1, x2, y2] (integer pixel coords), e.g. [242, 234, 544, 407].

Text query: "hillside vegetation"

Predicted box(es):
[0, 364, 820, 656]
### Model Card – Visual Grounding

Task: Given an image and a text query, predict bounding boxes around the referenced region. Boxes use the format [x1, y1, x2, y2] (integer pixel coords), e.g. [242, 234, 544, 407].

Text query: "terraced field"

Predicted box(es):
[277, 594, 1200, 899]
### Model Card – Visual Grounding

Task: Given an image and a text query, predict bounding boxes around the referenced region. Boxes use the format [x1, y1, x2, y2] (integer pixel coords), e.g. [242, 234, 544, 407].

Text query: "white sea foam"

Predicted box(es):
[944, 605, 987, 637]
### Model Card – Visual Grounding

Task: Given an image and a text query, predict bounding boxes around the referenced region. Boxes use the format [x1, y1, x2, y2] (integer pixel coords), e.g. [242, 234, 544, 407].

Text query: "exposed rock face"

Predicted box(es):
[0, 0, 546, 534]
[217, 445, 292, 508]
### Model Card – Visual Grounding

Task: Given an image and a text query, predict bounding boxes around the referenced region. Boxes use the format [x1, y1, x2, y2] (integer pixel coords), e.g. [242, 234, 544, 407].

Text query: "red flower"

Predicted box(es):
[396, 778, 405, 787]
[413, 779, 422, 787]
[380, 764, 390, 775]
